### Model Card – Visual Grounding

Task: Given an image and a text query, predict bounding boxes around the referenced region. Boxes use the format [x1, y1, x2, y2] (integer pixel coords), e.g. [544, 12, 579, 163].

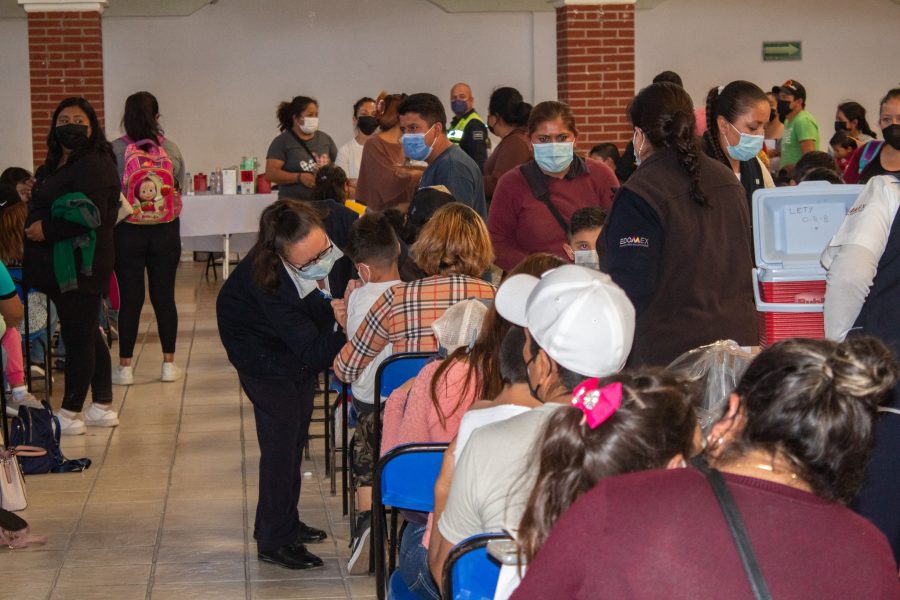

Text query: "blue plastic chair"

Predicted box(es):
[372, 442, 448, 600]
[442, 533, 512, 600]
[372, 352, 436, 465]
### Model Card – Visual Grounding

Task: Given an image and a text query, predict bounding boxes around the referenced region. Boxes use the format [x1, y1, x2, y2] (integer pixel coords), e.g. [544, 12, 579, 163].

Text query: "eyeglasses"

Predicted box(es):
[284, 242, 333, 273]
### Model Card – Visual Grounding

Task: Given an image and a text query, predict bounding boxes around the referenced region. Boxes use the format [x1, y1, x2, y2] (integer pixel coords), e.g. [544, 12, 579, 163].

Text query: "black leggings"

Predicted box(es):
[114, 220, 181, 358]
[51, 291, 112, 413]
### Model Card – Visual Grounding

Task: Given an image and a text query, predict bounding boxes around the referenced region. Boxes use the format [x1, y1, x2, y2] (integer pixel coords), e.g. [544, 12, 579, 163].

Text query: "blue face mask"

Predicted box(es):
[401, 125, 435, 161]
[292, 243, 339, 281]
[533, 142, 574, 174]
[725, 122, 765, 162]
[451, 99, 468, 116]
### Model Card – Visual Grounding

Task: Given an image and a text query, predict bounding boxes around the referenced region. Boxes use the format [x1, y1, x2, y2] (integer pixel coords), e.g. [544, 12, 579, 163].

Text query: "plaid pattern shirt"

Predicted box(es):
[333, 274, 495, 382]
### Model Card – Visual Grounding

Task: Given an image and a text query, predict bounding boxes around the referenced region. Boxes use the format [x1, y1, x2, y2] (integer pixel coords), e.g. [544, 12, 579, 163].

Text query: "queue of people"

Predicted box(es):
[3, 73, 899, 599]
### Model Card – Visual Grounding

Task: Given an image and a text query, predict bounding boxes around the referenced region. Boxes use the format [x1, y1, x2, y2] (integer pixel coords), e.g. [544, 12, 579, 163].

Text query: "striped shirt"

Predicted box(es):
[333, 274, 495, 382]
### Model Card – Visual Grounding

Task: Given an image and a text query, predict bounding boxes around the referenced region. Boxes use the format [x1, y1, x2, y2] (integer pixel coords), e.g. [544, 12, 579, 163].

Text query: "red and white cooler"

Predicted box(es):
[752, 182, 864, 347]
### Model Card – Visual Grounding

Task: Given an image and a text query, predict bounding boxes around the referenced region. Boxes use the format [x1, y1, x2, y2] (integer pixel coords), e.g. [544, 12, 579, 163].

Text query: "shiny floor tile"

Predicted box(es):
[0, 263, 369, 599]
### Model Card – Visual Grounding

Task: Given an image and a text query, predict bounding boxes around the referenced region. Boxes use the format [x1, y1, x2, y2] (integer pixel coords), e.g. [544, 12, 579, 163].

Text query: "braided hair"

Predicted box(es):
[629, 82, 705, 206]
[703, 81, 769, 167]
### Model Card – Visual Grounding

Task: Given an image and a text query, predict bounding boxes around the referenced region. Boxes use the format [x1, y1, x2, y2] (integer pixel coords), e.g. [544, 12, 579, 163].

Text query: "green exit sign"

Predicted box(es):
[763, 41, 802, 61]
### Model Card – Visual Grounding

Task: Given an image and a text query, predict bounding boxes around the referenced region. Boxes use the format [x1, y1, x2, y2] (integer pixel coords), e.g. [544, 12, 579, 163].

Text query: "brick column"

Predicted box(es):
[20, 0, 107, 168]
[552, 0, 636, 152]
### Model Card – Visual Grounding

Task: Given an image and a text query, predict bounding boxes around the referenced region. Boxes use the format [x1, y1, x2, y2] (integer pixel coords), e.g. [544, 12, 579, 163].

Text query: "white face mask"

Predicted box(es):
[573, 249, 600, 270]
[299, 116, 319, 135]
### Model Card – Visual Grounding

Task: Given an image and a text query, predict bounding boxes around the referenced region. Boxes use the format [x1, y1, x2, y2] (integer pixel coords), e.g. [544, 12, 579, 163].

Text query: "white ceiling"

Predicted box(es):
[0, 0, 682, 19]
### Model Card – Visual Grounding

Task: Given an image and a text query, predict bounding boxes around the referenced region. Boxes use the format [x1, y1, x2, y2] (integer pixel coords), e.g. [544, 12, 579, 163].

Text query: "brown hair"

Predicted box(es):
[719, 336, 898, 504]
[376, 91, 407, 131]
[411, 203, 493, 278]
[527, 101, 578, 137]
[517, 369, 699, 564]
[0, 203, 26, 264]
[252, 199, 325, 293]
[429, 253, 566, 426]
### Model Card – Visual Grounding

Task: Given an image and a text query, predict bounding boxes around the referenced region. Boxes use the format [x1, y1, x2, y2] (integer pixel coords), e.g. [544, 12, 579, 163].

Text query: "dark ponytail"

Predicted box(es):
[488, 87, 532, 128]
[310, 164, 348, 203]
[252, 199, 324, 293]
[276, 96, 317, 132]
[702, 81, 768, 168]
[517, 370, 699, 564]
[122, 91, 162, 151]
[629, 82, 706, 206]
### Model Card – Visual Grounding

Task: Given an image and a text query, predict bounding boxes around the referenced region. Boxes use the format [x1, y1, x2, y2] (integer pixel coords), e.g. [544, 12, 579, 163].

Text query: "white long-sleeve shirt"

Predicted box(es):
[821, 176, 900, 340]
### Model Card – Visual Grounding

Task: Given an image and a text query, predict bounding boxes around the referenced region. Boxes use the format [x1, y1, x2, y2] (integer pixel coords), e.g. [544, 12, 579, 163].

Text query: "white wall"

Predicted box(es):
[636, 0, 900, 139]
[100, 0, 556, 173]
[0, 17, 32, 171]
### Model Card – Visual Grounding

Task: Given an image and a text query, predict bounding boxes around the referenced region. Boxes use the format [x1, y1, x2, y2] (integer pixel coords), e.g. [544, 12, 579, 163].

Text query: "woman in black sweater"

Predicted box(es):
[24, 97, 119, 436]
[217, 200, 347, 570]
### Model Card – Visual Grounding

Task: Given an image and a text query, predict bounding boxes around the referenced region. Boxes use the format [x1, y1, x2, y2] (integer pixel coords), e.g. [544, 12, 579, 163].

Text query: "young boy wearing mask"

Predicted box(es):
[563, 206, 607, 270]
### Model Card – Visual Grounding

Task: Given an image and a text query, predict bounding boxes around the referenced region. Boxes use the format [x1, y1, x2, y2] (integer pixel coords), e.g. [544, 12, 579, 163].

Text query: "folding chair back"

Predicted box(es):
[372, 352, 436, 465]
[372, 442, 447, 600]
[442, 533, 511, 600]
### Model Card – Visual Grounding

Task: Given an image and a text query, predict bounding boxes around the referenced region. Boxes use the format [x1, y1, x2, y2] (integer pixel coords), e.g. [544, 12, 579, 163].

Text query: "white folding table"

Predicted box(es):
[179, 193, 277, 278]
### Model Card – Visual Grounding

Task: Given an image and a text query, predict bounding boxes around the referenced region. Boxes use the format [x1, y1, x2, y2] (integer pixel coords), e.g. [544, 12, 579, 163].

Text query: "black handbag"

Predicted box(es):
[691, 456, 773, 600]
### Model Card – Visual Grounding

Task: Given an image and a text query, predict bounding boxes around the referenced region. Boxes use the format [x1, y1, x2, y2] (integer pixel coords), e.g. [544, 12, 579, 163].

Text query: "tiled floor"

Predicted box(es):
[8, 262, 375, 599]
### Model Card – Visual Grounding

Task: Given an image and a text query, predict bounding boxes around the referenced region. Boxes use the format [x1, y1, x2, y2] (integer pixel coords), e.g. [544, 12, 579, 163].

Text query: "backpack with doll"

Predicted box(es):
[121, 137, 182, 224]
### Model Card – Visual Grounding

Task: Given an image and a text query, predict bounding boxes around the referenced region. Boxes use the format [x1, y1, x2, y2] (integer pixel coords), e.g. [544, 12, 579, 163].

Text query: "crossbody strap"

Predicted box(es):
[519, 161, 569, 234]
[288, 129, 318, 163]
[691, 456, 773, 600]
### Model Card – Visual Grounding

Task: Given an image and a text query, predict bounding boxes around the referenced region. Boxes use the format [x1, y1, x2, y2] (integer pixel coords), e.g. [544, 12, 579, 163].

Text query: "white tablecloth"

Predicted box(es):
[179, 192, 278, 276]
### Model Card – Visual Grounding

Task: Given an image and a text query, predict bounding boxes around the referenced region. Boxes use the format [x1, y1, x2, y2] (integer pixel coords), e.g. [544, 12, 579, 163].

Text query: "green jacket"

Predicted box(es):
[51, 192, 100, 293]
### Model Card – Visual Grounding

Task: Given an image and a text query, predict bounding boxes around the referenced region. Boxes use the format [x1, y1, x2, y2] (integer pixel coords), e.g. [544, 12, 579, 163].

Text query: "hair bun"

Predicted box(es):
[829, 337, 899, 407]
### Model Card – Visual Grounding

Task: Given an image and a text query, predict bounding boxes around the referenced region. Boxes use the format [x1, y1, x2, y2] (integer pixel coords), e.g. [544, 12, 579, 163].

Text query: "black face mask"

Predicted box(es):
[357, 116, 378, 136]
[884, 124, 900, 150]
[769, 108, 776, 123]
[776, 100, 792, 123]
[56, 123, 89, 150]
[834, 120, 848, 133]
[524, 352, 544, 404]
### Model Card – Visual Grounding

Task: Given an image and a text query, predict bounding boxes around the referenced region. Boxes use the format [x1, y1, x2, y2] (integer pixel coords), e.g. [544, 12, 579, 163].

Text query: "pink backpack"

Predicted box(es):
[121, 137, 181, 224]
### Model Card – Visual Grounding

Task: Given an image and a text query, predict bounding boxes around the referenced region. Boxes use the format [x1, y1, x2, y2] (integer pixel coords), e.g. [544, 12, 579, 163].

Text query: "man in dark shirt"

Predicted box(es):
[447, 82, 488, 171]
[398, 93, 487, 220]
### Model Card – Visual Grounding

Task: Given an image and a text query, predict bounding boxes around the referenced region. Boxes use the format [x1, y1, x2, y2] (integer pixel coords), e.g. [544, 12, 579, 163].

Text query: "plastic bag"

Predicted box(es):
[667, 340, 754, 434]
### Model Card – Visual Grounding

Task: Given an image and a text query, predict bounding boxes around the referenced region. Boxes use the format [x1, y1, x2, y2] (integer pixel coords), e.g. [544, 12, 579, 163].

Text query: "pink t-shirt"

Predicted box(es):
[381, 359, 480, 454]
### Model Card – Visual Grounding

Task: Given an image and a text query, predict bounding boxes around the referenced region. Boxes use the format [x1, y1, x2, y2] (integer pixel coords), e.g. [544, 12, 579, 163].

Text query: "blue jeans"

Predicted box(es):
[396, 523, 440, 600]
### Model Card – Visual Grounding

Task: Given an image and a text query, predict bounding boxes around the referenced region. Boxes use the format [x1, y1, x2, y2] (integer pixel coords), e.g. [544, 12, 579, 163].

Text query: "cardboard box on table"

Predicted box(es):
[752, 181, 864, 347]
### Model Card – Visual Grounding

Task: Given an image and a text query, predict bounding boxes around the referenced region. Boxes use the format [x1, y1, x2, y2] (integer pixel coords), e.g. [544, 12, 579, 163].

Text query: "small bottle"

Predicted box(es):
[208, 171, 218, 195]
[215, 168, 224, 194]
[184, 171, 194, 195]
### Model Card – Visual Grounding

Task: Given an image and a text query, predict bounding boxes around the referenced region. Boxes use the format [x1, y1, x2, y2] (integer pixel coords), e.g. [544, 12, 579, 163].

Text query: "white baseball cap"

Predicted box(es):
[494, 264, 635, 377]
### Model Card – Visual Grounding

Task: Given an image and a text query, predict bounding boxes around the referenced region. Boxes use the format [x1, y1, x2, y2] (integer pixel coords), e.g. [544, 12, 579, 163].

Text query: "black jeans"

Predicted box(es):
[51, 291, 112, 413]
[114, 220, 180, 358]
[238, 371, 316, 553]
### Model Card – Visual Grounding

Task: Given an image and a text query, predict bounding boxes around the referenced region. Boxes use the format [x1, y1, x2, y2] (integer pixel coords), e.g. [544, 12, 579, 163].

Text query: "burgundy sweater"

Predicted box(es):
[488, 157, 618, 271]
[511, 468, 900, 600]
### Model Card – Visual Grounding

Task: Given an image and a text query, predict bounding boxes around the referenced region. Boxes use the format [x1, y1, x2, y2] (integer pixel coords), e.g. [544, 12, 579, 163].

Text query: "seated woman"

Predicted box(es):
[381, 253, 567, 456]
[333, 202, 495, 385]
[511, 337, 900, 599]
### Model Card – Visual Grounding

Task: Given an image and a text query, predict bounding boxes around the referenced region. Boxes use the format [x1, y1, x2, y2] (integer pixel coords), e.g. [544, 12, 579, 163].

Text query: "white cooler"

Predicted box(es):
[752, 182, 864, 347]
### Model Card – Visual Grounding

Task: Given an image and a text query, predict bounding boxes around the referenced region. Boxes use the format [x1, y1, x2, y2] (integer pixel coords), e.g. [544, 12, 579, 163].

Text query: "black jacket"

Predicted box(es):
[216, 248, 346, 379]
[24, 151, 119, 295]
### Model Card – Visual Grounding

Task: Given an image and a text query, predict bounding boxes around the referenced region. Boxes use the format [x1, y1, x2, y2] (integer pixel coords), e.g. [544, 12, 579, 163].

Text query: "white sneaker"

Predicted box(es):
[160, 362, 182, 383]
[111, 365, 134, 386]
[29, 364, 46, 378]
[83, 403, 119, 427]
[56, 412, 87, 436]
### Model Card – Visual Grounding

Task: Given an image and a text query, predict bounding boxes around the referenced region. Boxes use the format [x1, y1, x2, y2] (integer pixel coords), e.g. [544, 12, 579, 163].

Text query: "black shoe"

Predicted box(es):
[297, 520, 327, 543]
[258, 542, 324, 570]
